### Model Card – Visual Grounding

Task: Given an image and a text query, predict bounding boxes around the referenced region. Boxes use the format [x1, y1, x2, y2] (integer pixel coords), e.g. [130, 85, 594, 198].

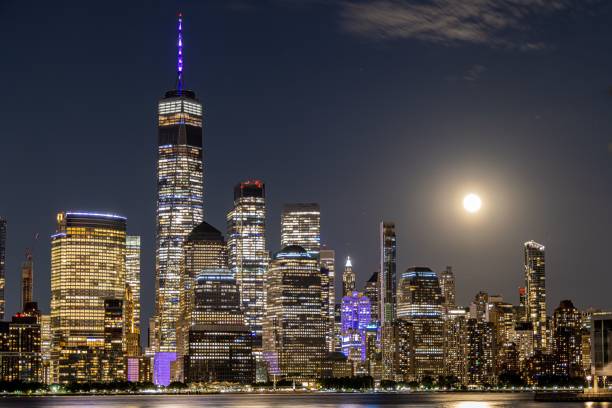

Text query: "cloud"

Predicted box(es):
[340, 0, 575, 48]
[463, 64, 487, 81]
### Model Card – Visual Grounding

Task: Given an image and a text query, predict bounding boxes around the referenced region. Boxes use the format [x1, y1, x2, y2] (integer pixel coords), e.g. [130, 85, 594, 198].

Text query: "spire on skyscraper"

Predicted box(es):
[345, 256, 352, 268]
[176, 12, 184, 92]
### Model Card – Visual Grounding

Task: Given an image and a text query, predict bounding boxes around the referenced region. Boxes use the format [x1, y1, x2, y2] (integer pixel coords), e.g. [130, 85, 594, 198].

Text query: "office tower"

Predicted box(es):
[342, 256, 355, 297]
[176, 221, 227, 381]
[364, 323, 381, 379]
[20, 249, 34, 311]
[155, 13, 204, 357]
[379, 222, 397, 324]
[124, 287, 139, 357]
[0, 307, 42, 383]
[340, 291, 371, 364]
[102, 299, 125, 381]
[591, 312, 612, 390]
[444, 308, 468, 385]
[263, 245, 325, 381]
[465, 318, 495, 386]
[50, 211, 126, 383]
[397, 267, 444, 380]
[364, 272, 380, 324]
[552, 300, 582, 377]
[524, 240, 547, 352]
[487, 301, 515, 373]
[0, 218, 5, 320]
[227, 180, 268, 357]
[439, 266, 455, 310]
[469, 291, 489, 321]
[320, 249, 336, 352]
[40, 314, 51, 384]
[396, 319, 415, 382]
[580, 327, 591, 378]
[280, 203, 320, 258]
[512, 321, 534, 371]
[184, 268, 254, 384]
[125, 235, 141, 356]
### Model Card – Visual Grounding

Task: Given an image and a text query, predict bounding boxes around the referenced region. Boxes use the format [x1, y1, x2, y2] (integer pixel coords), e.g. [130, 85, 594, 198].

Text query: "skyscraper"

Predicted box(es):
[524, 240, 546, 352]
[340, 291, 371, 363]
[263, 245, 325, 381]
[439, 266, 455, 310]
[50, 212, 126, 383]
[155, 13, 204, 356]
[21, 249, 33, 311]
[379, 222, 397, 324]
[397, 267, 444, 380]
[465, 318, 496, 386]
[176, 221, 227, 381]
[227, 180, 268, 363]
[125, 235, 141, 356]
[552, 299, 582, 377]
[184, 268, 253, 384]
[320, 249, 336, 352]
[0, 218, 6, 320]
[280, 203, 320, 258]
[342, 256, 355, 297]
[364, 272, 380, 324]
[102, 299, 125, 381]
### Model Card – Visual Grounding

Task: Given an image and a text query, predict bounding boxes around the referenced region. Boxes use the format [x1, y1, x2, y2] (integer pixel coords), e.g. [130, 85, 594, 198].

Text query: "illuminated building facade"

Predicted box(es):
[40, 314, 51, 384]
[342, 256, 355, 297]
[466, 318, 496, 386]
[340, 291, 371, 363]
[227, 180, 268, 355]
[280, 203, 320, 258]
[379, 222, 396, 324]
[439, 266, 455, 310]
[125, 235, 141, 356]
[185, 269, 253, 384]
[512, 321, 534, 370]
[364, 272, 380, 324]
[397, 267, 444, 380]
[155, 14, 204, 358]
[396, 319, 415, 382]
[263, 245, 325, 381]
[443, 308, 468, 384]
[21, 250, 33, 311]
[320, 249, 335, 352]
[591, 312, 612, 388]
[50, 211, 126, 383]
[176, 221, 227, 381]
[0, 217, 5, 320]
[469, 291, 489, 322]
[0, 310, 42, 383]
[552, 299, 582, 377]
[524, 240, 547, 352]
[102, 299, 125, 381]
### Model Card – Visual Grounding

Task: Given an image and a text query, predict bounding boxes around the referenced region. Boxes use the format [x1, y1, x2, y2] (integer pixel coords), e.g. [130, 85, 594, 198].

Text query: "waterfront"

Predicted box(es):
[0, 393, 608, 408]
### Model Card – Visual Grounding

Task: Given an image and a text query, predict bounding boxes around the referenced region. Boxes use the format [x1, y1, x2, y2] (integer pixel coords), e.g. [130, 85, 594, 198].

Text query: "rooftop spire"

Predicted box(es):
[176, 12, 184, 92]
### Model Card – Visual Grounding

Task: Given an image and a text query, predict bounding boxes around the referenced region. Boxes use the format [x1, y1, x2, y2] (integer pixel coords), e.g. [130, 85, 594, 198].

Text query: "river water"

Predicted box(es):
[0, 392, 603, 407]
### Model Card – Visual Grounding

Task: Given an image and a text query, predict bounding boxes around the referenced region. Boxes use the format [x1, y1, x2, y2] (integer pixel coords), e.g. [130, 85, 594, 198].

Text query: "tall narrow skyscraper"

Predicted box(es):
[320, 249, 336, 352]
[125, 236, 141, 356]
[342, 256, 355, 297]
[21, 249, 33, 311]
[155, 13, 204, 355]
[439, 266, 456, 310]
[524, 240, 546, 352]
[280, 203, 320, 258]
[0, 217, 6, 320]
[227, 181, 268, 356]
[379, 222, 397, 324]
[50, 212, 126, 383]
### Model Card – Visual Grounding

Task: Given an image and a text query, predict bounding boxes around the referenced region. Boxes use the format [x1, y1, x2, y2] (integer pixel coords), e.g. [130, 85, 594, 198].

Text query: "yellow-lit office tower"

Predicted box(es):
[443, 308, 468, 385]
[50, 212, 126, 383]
[227, 180, 268, 377]
[320, 249, 336, 352]
[280, 203, 321, 258]
[397, 267, 445, 380]
[176, 221, 227, 381]
[40, 314, 52, 384]
[263, 245, 326, 381]
[154, 14, 204, 363]
[524, 240, 547, 352]
[125, 235, 141, 356]
[439, 266, 455, 310]
[342, 256, 355, 297]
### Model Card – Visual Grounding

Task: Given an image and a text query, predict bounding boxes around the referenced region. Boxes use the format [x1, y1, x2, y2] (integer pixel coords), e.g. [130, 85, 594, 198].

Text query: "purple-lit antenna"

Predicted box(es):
[177, 12, 184, 92]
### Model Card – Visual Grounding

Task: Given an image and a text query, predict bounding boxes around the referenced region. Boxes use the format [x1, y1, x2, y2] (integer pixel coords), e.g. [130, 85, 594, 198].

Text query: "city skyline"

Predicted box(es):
[3, 0, 612, 341]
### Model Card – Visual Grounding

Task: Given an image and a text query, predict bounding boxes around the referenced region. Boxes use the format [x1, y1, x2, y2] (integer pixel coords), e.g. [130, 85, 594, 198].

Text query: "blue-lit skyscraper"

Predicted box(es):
[154, 13, 204, 364]
[341, 292, 371, 362]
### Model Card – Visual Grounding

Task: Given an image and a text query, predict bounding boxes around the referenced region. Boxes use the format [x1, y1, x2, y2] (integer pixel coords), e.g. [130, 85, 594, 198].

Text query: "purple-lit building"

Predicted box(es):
[153, 352, 176, 386]
[341, 292, 372, 362]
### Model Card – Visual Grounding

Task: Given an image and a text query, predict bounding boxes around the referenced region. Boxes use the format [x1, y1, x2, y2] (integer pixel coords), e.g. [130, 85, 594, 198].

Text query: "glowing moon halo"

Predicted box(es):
[463, 193, 482, 213]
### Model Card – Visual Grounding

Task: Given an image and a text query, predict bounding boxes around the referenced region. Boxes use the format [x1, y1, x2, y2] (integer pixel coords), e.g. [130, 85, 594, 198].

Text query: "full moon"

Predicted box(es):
[463, 193, 482, 213]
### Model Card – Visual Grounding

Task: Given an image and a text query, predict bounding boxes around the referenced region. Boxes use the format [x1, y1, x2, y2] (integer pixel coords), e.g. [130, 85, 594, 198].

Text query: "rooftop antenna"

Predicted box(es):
[177, 12, 184, 93]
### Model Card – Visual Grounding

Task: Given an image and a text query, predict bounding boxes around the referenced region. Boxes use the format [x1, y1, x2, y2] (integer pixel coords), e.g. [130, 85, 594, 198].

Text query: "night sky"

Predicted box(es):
[2, 1, 612, 339]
